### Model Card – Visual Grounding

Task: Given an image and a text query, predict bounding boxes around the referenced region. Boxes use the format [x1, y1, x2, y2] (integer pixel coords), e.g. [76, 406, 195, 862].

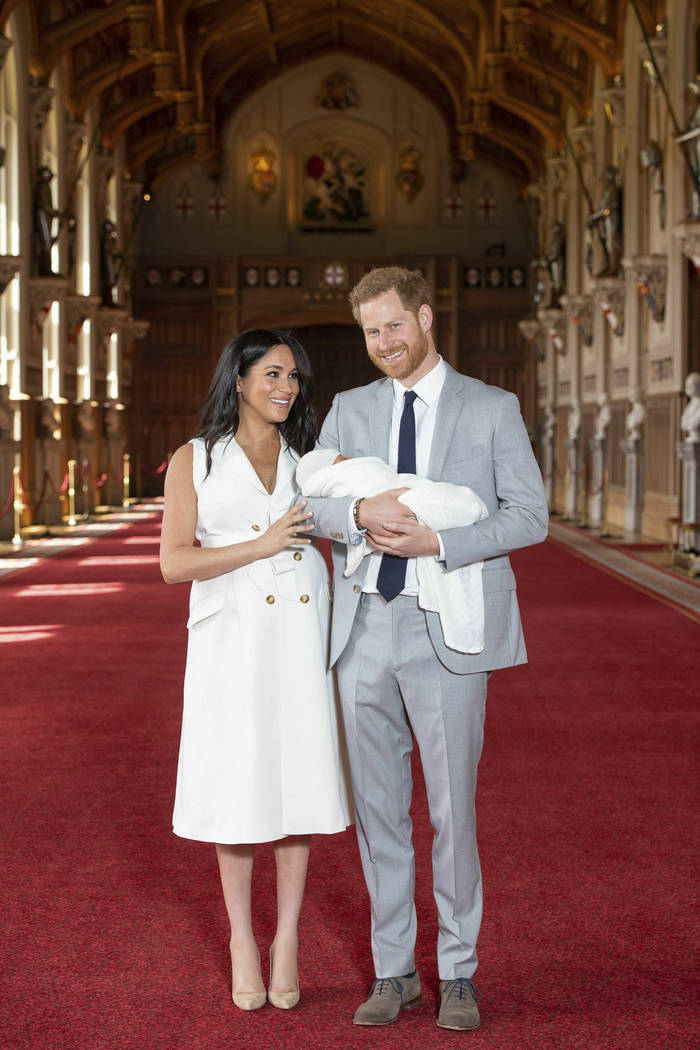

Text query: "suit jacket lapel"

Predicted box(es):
[428, 365, 467, 477]
[369, 378, 394, 460]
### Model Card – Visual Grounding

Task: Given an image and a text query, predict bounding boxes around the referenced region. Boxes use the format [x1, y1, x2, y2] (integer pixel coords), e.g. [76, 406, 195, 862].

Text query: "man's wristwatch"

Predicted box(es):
[352, 497, 364, 531]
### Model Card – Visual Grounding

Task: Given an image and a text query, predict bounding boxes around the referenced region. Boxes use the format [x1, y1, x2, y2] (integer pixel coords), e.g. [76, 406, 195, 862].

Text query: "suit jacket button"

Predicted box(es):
[300, 594, 309, 603]
[353, 584, 361, 593]
[266, 595, 275, 604]
[293, 551, 302, 561]
[251, 524, 261, 532]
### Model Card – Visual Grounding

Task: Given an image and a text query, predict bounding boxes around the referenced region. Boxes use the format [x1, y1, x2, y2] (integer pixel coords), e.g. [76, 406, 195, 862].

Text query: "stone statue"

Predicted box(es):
[99, 219, 122, 307]
[545, 221, 566, 302]
[32, 166, 61, 277]
[587, 165, 623, 277]
[543, 402, 555, 442]
[625, 388, 645, 441]
[567, 399, 581, 441]
[594, 392, 611, 441]
[680, 371, 700, 442]
[0, 384, 12, 440]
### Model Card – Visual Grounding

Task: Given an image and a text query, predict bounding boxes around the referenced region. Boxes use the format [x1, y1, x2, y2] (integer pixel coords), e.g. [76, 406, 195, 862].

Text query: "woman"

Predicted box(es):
[160, 329, 351, 1012]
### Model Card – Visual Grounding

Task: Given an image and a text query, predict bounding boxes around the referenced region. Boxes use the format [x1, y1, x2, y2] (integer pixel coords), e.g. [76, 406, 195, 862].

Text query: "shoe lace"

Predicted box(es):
[371, 977, 404, 997]
[444, 977, 481, 1002]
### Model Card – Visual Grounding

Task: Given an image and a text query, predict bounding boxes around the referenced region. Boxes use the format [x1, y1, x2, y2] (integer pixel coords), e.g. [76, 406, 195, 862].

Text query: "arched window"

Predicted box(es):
[41, 70, 62, 401]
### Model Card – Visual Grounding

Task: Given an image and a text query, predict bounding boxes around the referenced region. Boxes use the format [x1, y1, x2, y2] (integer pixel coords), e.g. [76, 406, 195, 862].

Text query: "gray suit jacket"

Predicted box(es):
[305, 364, 549, 673]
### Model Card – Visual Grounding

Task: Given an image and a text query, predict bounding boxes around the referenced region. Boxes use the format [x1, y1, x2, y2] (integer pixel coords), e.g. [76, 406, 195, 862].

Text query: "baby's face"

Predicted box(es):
[333, 454, 350, 464]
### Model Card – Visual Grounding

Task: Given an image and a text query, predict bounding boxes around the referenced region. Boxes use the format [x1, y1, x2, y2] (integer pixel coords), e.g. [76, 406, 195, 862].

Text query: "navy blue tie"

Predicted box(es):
[377, 390, 418, 602]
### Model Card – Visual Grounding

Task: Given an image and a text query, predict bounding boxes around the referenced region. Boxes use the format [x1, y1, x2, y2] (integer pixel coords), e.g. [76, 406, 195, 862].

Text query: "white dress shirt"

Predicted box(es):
[350, 356, 447, 595]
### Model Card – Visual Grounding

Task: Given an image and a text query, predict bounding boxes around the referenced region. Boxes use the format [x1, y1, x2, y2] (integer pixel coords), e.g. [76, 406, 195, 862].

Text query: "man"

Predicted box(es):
[304, 267, 548, 1031]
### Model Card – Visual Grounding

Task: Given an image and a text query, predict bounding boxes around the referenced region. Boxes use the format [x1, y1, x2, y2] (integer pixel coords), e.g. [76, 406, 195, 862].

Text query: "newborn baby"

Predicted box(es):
[296, 448, 489, 654]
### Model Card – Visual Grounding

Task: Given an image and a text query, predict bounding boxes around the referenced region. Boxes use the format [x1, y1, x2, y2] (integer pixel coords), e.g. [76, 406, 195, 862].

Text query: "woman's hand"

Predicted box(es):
[256, 502, 315, 558]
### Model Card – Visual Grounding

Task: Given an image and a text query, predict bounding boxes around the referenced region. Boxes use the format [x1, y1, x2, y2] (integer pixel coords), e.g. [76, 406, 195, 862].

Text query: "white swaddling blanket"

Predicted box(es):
[296, 450, 489, 654]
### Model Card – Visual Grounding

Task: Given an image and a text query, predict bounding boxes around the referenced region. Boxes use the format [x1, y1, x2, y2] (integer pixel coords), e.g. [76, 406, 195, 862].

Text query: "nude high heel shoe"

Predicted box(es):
[267, 944, 300, 1010]
[231, 947, 266, 1011]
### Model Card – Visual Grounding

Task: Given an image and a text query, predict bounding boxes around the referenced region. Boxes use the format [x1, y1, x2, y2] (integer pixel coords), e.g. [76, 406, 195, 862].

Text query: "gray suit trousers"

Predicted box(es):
[337, 592, 487, 981]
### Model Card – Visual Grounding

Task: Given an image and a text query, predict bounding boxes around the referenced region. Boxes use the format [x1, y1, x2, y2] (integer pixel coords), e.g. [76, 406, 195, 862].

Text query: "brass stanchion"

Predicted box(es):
[122, 452, 130, 509]
[12, 466, 23, 548]
[67, 459, 77, 526]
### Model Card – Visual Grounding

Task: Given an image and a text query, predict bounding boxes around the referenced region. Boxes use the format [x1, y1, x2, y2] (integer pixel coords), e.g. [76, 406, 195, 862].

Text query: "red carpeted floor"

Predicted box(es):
[1, 517, 697, 1050]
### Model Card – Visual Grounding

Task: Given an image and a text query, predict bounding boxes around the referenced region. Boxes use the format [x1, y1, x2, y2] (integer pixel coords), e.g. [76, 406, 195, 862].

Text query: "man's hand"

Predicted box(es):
[357, 489, 415, 538]
[367, 519, 440, 557]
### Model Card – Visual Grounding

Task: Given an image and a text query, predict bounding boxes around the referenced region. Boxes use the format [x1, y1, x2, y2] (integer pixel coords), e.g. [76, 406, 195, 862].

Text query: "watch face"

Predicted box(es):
[244, 267, 260, 287]
[145, 267, 162, 286]
[190, 266, 207, 286]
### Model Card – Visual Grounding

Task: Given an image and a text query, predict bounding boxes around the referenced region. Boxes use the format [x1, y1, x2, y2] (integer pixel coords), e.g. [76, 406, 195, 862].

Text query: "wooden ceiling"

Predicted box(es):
[10, 0, 660, 186]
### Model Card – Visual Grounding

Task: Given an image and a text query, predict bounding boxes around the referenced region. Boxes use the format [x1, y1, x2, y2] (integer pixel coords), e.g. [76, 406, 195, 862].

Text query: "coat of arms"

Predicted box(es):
[248, 145, 278, 203]
[314, 71, 360, 111]
[395, 146, 424, 203]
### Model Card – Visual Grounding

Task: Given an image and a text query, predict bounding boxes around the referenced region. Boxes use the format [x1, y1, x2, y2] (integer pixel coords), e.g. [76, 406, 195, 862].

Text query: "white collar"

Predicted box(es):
[392, 356, 446, 407]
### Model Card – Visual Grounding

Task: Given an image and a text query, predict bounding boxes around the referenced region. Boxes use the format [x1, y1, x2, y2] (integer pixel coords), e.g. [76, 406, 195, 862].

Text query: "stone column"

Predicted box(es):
[565, 437, 580, 521]
[676, 442, 700, 552]
[588, 438, 606, 530]
[36, 398, 64, 527]
[104, 403, 126, 508]
[620, 438, 644, 534]
[541, 403, 555, 505]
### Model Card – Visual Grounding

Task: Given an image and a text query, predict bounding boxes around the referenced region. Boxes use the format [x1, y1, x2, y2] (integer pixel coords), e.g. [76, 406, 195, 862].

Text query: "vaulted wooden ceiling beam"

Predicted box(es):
[102, 96, 169, 149]
[257, 0, 278, 65]
[34, 0, 133, 78]
[72, 54, 154, 115]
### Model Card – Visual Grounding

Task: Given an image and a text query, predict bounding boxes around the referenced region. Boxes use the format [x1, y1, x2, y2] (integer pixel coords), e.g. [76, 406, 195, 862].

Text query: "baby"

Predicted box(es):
[296, 448, 489, 655]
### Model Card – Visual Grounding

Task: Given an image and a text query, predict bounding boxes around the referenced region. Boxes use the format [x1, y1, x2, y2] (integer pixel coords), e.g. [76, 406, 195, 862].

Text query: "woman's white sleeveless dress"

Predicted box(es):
[172, 436, 352, 843]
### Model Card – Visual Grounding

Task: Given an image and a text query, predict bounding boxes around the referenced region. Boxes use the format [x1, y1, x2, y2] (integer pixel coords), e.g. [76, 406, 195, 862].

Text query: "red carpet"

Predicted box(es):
[1, 517, 697, 1049]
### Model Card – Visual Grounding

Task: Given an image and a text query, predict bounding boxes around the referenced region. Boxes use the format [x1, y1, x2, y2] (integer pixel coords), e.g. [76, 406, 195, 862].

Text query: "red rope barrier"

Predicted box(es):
[135, 456, 168, 477]
[95, 472, 108, 489]
[19, 470, 49, 515]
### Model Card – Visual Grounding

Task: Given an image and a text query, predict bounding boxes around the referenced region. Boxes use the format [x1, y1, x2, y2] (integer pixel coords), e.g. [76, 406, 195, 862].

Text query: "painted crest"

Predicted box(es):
[395, 147, 424, 203]
[315, 71, 359, 111]
[248, 146, 278, 203]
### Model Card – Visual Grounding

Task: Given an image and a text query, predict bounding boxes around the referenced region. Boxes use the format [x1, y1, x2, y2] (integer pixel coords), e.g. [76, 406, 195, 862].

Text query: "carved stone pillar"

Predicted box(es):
[621, 438, 644, 534]
[74, 400, 97, 517]
[538, 308, 567, 356]
[565, 436, 581, 521]
[103, 403, 126, 507]
[36, 398, 64, 527]
[588, 438, 607, 530]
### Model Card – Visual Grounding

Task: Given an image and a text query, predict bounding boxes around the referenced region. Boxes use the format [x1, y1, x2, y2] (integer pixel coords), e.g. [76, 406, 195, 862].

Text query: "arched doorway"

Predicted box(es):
[292, 323, 375, 429]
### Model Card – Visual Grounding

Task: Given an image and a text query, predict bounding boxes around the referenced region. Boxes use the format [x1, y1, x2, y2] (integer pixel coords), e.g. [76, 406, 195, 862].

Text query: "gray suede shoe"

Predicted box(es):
[352, 971, 422, 1025]
[437, 978, 480, 1030]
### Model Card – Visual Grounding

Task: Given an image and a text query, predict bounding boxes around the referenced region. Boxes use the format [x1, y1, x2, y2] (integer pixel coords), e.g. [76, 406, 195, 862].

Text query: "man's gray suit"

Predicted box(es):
[305, 364, 548, 980]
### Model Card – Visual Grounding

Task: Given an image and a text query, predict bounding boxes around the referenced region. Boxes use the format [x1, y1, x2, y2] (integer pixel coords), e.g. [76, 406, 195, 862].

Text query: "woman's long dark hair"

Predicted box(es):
[196, 328, 317, 475]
